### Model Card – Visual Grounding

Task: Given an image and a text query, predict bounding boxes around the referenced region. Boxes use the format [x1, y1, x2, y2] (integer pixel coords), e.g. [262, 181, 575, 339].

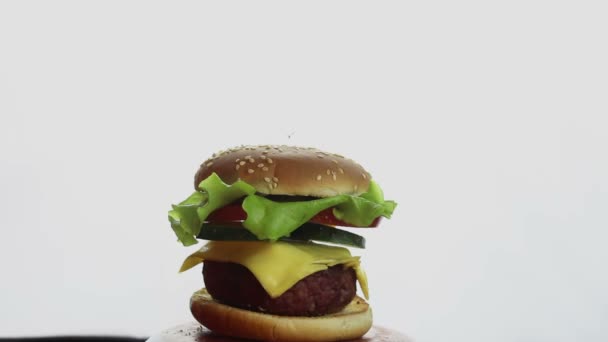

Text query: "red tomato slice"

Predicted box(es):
[206, 203, 380, 228]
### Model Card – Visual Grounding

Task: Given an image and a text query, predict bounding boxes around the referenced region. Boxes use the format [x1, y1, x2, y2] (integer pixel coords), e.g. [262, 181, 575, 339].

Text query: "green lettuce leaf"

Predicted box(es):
[169, 191, 206, 246]
[195, 173, 256, 226]
[242, 195, 348, 240]
[332, 180, 397, 226]
[168, 175, 397, 246]
[168, 173, 255, 246]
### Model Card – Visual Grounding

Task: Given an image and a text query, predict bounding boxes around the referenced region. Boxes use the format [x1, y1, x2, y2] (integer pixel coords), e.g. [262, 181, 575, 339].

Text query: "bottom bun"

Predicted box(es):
[190, 288, 373, 342]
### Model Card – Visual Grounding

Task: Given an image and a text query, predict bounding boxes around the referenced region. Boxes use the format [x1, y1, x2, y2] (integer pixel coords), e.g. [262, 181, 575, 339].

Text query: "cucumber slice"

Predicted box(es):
[197, 223, 365, 248]
[197, 224, 259, 242]
[286, 223, 366, 248]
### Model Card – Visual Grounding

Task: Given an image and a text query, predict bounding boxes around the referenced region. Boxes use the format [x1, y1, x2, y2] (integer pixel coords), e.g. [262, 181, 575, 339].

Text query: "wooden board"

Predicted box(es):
[147, 322, 412, 342]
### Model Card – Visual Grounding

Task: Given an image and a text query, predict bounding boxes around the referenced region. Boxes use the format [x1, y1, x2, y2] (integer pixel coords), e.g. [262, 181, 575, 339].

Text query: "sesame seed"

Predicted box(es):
[267, 184, 273, 191]
[244, 155, 251, 159]
[248, 169, 255, 174]
[267, 158, 273, 164]
[332, 160, 339, 164]
[273, 182, 278, 188]
[362, 173, 367, 179]
[261, 155, 266, 159]
[339, 168, 344, 174]
[262, 167, 269, 171]
[236, 158, 240, 162]
[272, 177, 279, 182]
[248, 158, 255, 163]
[333, 174, 337, 181]
[206, 162, 214, 167]
[235, 165, 240, 170]
[239, 161, 246, 166]
[258, 163, 264, 168]
[264, 177, 271, 183]
[317, 155, 324, 158]
[326, 169, 331, 175]
[316, 175, 322, 181]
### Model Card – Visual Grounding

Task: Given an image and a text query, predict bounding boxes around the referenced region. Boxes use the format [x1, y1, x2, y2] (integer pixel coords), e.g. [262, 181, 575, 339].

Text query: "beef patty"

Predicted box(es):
[203, 261, 356, 316]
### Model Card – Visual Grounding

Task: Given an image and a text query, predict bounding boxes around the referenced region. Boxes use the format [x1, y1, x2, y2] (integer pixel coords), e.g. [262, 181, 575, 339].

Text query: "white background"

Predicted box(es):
[1, 1, 607, 341]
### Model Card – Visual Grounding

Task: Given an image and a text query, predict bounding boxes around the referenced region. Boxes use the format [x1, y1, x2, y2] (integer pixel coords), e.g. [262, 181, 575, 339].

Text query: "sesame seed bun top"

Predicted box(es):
[195, 145, 371, 198]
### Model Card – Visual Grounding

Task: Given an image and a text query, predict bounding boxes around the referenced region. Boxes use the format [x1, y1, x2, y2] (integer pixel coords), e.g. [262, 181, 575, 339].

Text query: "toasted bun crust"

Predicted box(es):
[195, 145, 371, 198]
[190, 288, 373, 342]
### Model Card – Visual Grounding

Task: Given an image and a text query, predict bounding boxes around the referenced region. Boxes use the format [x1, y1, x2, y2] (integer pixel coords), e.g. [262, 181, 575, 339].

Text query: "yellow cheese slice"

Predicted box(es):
[180, 241, 369, 299]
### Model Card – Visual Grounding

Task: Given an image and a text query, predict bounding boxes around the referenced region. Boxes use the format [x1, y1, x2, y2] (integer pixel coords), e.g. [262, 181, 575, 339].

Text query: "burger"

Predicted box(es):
[168, 145, 396, 342]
